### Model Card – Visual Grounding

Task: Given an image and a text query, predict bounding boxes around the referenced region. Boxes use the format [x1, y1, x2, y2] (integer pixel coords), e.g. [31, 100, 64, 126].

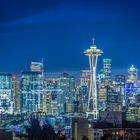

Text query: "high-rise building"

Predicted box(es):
[78, 85, 88, 113]
[98, 84, 107, 111]
[106, 86, 119, 111]
[115, 75, 126, 108]
[0, 74, 13, 114]
[57, 72, 76, 113]
[84, 38, 103, 120]
[126, 65, 139, 122]
[127, 65, 138, 83]
[21, 71, 43, 113]
[103, 58, 112, 84]
[45, 78, 63, 115]
[78, 70, 90, 113]
[12, 75, 20, 114]
[80, 70, 90, 86]
[126, 82, 138, 122]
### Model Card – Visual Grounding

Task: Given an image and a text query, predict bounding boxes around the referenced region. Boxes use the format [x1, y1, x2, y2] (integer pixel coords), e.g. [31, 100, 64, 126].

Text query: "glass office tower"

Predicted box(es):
[21, 71, 43, 113]
[0, 74, 13, 114]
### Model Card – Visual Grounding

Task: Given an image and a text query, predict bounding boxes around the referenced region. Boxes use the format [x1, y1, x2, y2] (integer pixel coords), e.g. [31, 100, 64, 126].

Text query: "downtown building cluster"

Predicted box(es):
[0, 62, 77, 115]
[0, 45, 140, 124]
[78, 61, 140, 123]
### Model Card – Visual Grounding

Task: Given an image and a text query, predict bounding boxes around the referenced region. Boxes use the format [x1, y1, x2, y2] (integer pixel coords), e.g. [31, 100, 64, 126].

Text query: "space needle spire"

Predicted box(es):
[84, 38, 103, 120]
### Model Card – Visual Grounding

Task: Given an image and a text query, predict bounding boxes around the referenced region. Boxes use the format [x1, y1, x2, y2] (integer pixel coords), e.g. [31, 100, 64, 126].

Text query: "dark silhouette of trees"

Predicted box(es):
[26, 117, 66, 140]
[82, 136, 89, 140]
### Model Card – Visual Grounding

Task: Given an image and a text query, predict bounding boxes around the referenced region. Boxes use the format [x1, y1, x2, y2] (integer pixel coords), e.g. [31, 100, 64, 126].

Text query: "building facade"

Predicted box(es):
[103, 58, 112, 84]
[125, 65, 139, 122]
[57, 73, 76, 113]
[45, 78, 63, 115]
[0, 74, 13, 114]
[12, 75, 20, 114]
[115, 74, 126, 108]
[21, 71, 43, 113]
[106, 86, 119, 111]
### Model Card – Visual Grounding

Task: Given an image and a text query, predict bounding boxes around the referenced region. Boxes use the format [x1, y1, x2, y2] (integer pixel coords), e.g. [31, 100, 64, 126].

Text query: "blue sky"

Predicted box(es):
[0, 0, 140, 73]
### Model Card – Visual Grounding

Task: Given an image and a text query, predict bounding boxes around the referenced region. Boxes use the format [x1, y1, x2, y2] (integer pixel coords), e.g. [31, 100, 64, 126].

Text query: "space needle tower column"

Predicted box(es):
[84, 38, 103, 120]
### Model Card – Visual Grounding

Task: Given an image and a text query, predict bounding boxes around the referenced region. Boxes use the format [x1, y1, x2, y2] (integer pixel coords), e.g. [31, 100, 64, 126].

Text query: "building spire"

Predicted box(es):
[92, 37, 95, 45]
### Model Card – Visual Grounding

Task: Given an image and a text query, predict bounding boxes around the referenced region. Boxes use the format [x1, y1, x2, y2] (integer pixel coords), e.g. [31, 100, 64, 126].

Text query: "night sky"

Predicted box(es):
[0, 0, 140, 73]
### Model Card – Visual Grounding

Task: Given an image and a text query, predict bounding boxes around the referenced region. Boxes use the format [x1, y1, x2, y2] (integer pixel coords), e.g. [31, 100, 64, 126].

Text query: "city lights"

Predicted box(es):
[0, 41, 139, 139]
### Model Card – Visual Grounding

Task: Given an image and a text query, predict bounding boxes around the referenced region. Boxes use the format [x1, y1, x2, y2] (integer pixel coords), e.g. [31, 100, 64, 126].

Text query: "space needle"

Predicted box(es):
[84, 38, 103, 120]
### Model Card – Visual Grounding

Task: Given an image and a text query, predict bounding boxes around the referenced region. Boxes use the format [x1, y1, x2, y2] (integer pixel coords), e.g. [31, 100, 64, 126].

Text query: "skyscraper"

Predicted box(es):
[127, 65, 138, 83]
[84, 38, 103, 120]
[12, 75, 20, 114]
[21, 71, 43, 113]
[115, 74, 126, 108]
[79, 70, 90, 113]
[126, 82, 138, 122]
[80, 70, 90, 86]
[57, 72, 76, 113]
[103, 58, 112, 84]
[0, 74, 13, 114]
[106, 86, 119, 111]
[126, 65, 139, 122]
[45, 78, 63, 115]
[98, 84, 107, 111]
[78, 85, 88, 113]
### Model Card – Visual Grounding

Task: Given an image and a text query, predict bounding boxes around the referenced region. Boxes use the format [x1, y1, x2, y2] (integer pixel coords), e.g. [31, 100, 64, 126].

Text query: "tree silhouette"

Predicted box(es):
[82, 136, 89, 140]
[26, 117, 66, 140]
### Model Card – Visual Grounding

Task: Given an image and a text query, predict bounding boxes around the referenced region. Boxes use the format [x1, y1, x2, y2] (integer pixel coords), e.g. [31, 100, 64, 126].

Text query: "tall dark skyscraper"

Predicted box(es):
[106, 86, 119, 111]
[115, 74, 126, 108]
[57, 72, 76, 113]
[45, 78, 63, 115]
[78, 85, 88, 113]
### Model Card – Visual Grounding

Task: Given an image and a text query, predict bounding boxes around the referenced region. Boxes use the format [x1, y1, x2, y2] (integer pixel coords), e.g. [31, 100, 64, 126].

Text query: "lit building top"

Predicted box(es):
[103, 59, 111, 63]
[128, 65, 137, 72]
[0, 73, 12, 89]
[103, 58, 112, 83]
[30, 61, 43, 73]
[127, 65, 138, 83]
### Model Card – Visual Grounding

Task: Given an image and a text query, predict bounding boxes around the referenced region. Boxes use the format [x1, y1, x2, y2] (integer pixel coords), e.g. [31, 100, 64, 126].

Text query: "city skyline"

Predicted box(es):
[0, 42, 140, 139]
[1, 1, 140, 139]
[0, 0, 140, 72]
